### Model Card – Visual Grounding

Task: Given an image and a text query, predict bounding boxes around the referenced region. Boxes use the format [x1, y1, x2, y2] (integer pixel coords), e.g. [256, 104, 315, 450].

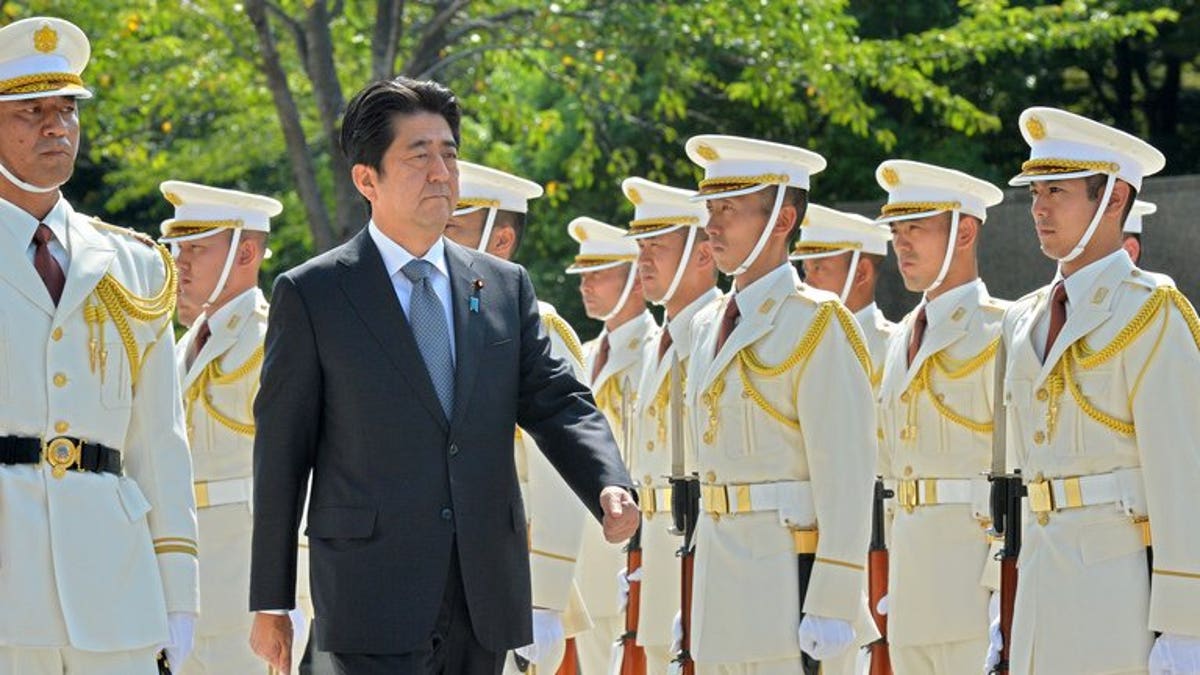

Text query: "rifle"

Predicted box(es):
[666, 354, 699, 675]
[986, 338, 1021, 675]
[156, 651, 172, 674]
[867, 477, 894, 675]
[617, 375, 647, 675]
[796, 544, 821, 675]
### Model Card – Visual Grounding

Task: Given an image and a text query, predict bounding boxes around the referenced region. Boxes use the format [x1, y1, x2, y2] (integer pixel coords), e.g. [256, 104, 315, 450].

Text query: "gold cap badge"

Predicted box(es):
[33, 24, 58, 53]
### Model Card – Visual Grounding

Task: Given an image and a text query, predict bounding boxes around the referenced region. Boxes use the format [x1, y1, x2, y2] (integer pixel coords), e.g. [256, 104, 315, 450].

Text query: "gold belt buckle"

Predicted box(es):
[639, 486, 656, 515]
[43, 437, 82, 479]
[897, 479, 919, 512]
[1027, 473, 1054, 525]
[791, 528, 819, 554]
[703, 484, 730, 518]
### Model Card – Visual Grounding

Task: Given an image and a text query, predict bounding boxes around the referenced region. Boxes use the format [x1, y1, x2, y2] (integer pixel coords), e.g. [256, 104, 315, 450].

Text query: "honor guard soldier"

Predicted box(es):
[0, 17, 198, 674]
[158, 181, 313, 674]
[682, 135, 876, 674]
[444, 161, 592, 673]
[619, 177, 721, 674]
[789, 203, 896, 674]
[988, 107, 1200, 674]
[566, 216, 657, 674]
[1122, 199, 1155, 266]
[872, 160, 1006, 674]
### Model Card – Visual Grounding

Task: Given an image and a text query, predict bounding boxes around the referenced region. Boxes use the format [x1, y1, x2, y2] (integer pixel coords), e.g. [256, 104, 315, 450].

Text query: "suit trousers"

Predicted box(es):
[331, 543, 504, 675]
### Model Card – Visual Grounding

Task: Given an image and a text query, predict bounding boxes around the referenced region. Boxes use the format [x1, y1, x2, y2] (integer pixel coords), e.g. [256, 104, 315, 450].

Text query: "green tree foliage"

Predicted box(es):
[3, 1, 1189, 329]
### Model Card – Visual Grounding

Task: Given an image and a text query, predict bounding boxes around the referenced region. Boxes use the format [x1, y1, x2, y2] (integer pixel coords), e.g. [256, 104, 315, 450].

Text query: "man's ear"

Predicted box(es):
[956, 215, 980, 251]
[489, 225, 516, 258]
[351, 164, 377, 203]
[1107, 180, 1132, 218]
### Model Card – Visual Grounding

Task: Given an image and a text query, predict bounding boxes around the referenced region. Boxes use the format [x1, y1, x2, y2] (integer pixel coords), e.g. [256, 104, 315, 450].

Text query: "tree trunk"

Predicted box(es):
[245, 0, 337, 252]
[372, 0, 405, 81]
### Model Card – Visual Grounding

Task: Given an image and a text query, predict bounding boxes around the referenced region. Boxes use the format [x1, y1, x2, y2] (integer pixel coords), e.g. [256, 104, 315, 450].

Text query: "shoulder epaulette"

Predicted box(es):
[541, 312, 585, 366]
[90, 218, 158, 248]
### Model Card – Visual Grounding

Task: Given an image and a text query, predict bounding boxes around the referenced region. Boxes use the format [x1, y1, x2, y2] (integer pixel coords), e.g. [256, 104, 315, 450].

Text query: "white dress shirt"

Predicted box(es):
[368, 221, 457, 363]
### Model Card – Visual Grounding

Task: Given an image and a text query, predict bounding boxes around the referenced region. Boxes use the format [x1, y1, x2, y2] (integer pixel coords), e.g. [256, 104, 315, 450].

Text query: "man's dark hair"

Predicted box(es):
[495, 210, 527, 255]
[339, 77, 461, 173]
[1084, 174, 1137, 224]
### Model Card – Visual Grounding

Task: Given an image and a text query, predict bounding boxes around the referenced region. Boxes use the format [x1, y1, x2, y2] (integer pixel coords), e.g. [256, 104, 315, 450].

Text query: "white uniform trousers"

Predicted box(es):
[0, 646, 159, 675]
[890, 637, 989, 675]
[575, 615, 622, 674]
[695, 656, 806, 675]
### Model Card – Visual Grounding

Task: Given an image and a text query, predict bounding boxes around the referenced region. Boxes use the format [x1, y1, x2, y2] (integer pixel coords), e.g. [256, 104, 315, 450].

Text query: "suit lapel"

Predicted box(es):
[445, 241, 484, 427]
[338, 228, 448, 430]
[56, 212, 117, 321]
[1035, 263, 1124, 385]
[700, 277, 785, 391]
[0, 225, 57, 314]
[1010, 290, 1048, 381]
[899, 293, 976, 392]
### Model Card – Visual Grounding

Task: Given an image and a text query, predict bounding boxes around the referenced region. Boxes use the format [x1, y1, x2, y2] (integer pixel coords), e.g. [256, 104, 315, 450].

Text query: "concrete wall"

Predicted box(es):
[835, 174, 1200, 321]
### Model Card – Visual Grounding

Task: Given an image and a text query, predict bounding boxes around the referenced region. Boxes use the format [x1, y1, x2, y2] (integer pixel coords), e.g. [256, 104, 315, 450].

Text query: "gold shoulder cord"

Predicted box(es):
[185, 346, 264, 437]
[901, 338, 999, 441]
[1044, 286, 1200, 440]
[593, 376, 624, 429]
[542, 313, 585, 369]
[85, 241, 177, 385]
[701, 301, 872, 443]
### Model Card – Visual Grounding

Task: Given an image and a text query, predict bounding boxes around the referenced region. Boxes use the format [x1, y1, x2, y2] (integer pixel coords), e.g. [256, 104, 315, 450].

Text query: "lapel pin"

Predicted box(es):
[469, 278, 484, 313]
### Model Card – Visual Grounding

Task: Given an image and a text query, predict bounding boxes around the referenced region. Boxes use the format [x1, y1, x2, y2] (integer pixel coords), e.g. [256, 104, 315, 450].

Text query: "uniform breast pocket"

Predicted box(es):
[1068, 364, 1124, 454]
[934, 381, 977, 450]
[100, 342, 132, 409]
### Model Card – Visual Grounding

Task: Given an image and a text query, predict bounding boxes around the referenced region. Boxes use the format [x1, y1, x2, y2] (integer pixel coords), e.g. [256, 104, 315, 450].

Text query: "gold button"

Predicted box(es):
[705, 470, 717, 483]
[646, 441, 655, 452]
[903, 466, 913, 477]
[900, 391, 911, 403]
[1033, 430, 1046, 444]
[648, 406, 657, 416]
[55, 421, 69, 434]
[701, 393, 711, 406]
[936, 393, 945, 402]
[876, 427, 884, 440]
[1036, 388, 1048, 402]
[643, 474, 653, 486]
[51, 327, 63, 342]
[741, 390, 750, 399]
[53, 373, 67, 387]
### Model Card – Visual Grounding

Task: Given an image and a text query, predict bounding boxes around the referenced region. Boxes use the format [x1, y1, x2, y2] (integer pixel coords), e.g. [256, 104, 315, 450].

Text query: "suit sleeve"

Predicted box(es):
[250, 274, 321, 611]
[512, 268, 632, 523]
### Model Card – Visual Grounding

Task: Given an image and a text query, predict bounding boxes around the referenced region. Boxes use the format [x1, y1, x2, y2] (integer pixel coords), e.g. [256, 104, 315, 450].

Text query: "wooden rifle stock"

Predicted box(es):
[618, 527, 647, 675]
[868, 478, 893, 675]
[989, 472, 1023, 675]
[670, 476, 700, 675]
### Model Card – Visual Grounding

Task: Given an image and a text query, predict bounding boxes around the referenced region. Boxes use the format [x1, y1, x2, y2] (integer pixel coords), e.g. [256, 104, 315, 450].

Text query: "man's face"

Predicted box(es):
[890, 213, 950, 292]
[365, 112, 458, 236]
[800, 251, 853, 295]
[444, 208, 487, 250]
[174, 230, 234, 310]
[704, 192, 769, 274]
[579, 264, 631, 320]
[1029, 178, 1098, 259]
[636, 229, 690, 303]
[0, 96, 79, 190]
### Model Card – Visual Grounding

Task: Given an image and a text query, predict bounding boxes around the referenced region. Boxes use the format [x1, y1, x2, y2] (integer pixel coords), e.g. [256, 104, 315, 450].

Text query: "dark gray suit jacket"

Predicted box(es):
[250, 228, 630, 654]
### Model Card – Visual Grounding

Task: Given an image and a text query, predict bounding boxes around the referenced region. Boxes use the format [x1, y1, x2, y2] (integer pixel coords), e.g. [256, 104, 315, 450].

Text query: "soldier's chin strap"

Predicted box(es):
[729, 184, 788, 278]
[204, 228, 243, 308]
[656, 227, 698, 307]
[921, 210, 961, 295]
[599, 263, 638, 323]
[475, 207, 499, 254]
[0, 158, 62, 194]
[838, 250, 862, 304]
[1052, 173, 1116, 265]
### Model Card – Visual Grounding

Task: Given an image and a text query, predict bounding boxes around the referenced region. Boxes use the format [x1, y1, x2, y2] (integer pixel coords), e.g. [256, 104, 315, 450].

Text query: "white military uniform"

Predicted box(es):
[997, 107, 1200, 675]
[686, 264, 876, 672]
[877, 280, 1005, 672]
[0, 197, 197, 673]
[629, 288, 721, 672]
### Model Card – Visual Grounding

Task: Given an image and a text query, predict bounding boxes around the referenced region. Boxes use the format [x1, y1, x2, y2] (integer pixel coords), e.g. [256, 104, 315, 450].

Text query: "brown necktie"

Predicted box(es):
[1043, 281, 1069, 358]
[907, 305, 928, 367]
[657, 326, 674, 362]
[186, 319, 212, 370]
[32, 224, 66, 306]
[591, 334, 610, 382]
[714, 297, 741, 356]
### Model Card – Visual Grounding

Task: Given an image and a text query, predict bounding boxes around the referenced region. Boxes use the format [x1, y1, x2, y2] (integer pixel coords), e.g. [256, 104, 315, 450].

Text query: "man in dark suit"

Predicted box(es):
[248, 77, 639, 675]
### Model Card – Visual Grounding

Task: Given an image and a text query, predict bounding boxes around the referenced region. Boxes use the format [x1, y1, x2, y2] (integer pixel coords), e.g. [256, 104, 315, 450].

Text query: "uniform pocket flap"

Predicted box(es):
[1080, 521, 1144, 566]
[305, 506, 377, 539]
[117, 477, 152, 522]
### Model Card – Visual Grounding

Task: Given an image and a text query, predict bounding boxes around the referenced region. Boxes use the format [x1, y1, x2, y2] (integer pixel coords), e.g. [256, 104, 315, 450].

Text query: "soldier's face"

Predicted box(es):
[357, 112, 458, 238]
[0, 96, 79, 192]
[800, 252, 852, 295]
[890, 213, 950, 292]
[444, 208, 487, 250]
[173, 231, 234, 310]
[1029, 178, 1099, 259]
[579, 264, 631, 320]
[704, 192, 770, 274]
[636, 229, 688, 303]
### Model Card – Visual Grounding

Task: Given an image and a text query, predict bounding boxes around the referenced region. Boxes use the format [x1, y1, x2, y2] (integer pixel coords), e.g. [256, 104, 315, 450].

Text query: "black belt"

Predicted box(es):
[0, 435, 122, 476]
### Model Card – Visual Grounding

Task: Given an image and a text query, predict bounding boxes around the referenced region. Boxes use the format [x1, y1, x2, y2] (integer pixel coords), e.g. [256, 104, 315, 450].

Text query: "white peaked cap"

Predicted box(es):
[875, 160, 1003, 224]
[158, 180, 282, 243]
[1124, 200, 1157, 235]
[454, 161, 543, 215]
[564, 217, 637, 274]
[684, 134, 826, 200]
[0, 17, 91, 101]
[1010, 107, 1165, 191]
[791, 204, 891, 260]
[621, 177, 708, 240]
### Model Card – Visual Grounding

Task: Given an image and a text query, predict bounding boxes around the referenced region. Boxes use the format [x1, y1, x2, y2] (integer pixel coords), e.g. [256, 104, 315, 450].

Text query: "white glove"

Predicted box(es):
[797, 615, 854, 661]
[875, 594, 889, 616]
[1149, 633, 1200, 674]
[984, 593, 1002, 673]
[670, 610, 683, 655]
[163, 612, 196, 670]
[514, 609, 565, 668]
[616, 566, 643, 612]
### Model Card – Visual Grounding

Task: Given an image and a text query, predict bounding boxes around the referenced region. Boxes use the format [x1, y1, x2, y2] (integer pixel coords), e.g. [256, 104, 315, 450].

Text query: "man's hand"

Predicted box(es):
[250, 611, 294, 673]
[600, 486, 640, 543]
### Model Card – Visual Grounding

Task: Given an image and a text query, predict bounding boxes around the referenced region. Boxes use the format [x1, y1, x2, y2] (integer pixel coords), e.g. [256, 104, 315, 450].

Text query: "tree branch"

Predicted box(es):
[404, 0, 471, 78]
[415, 44, 519, 80]
[264, 0, 309, 66]
[371, 0, 404, 81]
